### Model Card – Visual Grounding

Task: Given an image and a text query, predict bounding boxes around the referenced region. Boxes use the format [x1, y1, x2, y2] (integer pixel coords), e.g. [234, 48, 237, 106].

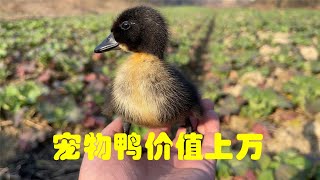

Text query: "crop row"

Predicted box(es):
[0, 7, 215, 124]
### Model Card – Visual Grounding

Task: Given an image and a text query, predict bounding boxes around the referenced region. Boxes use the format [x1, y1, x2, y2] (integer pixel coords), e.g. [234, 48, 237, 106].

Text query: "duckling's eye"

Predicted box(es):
[120, 21, 131, 30]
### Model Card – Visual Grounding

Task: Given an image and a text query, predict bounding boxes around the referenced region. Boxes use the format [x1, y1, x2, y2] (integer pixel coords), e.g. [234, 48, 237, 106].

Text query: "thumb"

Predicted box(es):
[101, 118, 123, 136]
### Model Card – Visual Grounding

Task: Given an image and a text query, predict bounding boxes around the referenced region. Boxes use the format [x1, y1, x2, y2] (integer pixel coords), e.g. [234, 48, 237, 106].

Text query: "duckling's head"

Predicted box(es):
[94, 6, 168, 59]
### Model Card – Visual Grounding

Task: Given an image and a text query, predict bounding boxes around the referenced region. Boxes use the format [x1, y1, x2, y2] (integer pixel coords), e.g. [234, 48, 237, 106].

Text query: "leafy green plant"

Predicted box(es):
[304, 61, 320, 74]
[216, 160, 232, 178]
[0, 81, 45, 113]
[0, 43, 8, 58]
[258, 169, 274, 180]
[0, 62, 8, 82]
[202, 83, 222, 102]
[273, 150, 315, 179]
[283, 76, 320, 110]
[37, 95, 83, 125]
[240, 86, 291, 119]
[64, 78, 84, 95]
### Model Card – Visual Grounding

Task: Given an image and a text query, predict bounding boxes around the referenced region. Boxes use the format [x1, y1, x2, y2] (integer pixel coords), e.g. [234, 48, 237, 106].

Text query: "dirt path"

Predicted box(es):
[0, 0, 136, 20]
[182, 18, 215, 86]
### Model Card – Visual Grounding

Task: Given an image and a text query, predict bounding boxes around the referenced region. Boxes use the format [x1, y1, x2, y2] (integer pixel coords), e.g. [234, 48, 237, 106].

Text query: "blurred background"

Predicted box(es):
[0, 0, 319, 179]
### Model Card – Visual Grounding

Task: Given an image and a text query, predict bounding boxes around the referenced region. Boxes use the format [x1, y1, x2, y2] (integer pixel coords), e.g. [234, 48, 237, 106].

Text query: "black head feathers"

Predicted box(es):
[111, 6, 168, 59]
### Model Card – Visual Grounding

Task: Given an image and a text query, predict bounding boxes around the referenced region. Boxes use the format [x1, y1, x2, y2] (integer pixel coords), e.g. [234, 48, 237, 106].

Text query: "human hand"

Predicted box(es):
[79, 99, 220, 180]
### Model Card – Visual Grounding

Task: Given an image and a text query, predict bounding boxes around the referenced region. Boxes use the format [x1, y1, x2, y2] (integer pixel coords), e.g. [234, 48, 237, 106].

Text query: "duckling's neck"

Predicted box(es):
[144, 49, 165, 60]
[139, 41, 166, 60]
[130, 52, 160, 62]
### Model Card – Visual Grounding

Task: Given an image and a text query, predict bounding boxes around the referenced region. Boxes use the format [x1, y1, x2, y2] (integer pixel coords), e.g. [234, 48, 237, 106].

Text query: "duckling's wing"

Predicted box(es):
[151, 63, 203, 122]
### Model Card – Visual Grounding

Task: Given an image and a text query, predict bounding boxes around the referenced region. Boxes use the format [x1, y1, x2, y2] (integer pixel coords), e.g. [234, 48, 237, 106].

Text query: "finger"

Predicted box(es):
[101, 118, 123, 136]
[197, 110, 220, 153]
[172, 126, 186, 144]
[172, 116, 197, 144]
[143, 126, 171, 141]
[198, 110, 220, 134]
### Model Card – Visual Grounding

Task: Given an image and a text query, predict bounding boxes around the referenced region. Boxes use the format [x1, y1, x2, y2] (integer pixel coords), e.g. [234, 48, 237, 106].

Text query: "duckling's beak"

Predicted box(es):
[94, 33, 119, 53]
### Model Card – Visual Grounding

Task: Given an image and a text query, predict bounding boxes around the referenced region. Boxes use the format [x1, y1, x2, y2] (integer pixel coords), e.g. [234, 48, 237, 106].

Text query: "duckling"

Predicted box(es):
[94, 6, 203, 134]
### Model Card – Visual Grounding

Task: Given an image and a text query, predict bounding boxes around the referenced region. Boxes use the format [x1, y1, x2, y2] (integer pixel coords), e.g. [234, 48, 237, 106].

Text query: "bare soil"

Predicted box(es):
[0, 0, 138, 20]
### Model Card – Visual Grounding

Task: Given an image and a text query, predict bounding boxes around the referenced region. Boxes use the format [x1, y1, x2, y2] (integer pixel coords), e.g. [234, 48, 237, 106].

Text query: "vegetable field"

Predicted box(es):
[1, 6, 320, 179]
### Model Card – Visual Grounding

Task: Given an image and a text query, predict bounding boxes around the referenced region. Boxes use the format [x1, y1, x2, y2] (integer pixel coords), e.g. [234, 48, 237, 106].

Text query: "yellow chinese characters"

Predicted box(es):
[236, 134, 263, 160]
[114, 132, 142, 160]
[145, 132, 173, 160]
[114, 133, 127, 160]
[84, 132, 111, 160]
[176, 132, 203, 160]
[126, 132, 142, 160]
[205, 133, 233, 160]
[53, 132, 263, 161]
[205, 133, 263, 160]
[53, 132, 81, 160]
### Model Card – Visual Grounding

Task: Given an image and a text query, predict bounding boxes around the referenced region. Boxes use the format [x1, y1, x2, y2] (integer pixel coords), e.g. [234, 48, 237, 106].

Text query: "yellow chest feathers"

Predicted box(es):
[112, 53, 170, 126]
